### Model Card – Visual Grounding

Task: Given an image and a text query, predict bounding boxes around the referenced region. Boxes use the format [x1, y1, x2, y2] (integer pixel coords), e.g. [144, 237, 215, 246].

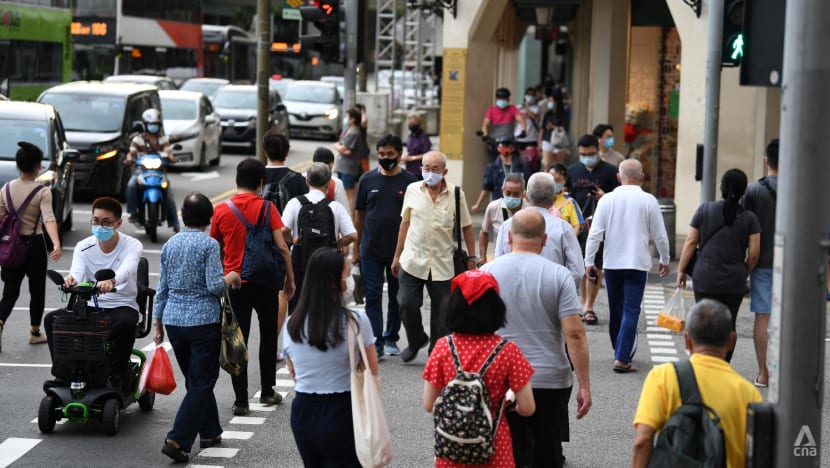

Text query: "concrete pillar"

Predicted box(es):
[588, 0, 630, 137]
[569, 0, 593, 140]
[752, 88, 781, 179]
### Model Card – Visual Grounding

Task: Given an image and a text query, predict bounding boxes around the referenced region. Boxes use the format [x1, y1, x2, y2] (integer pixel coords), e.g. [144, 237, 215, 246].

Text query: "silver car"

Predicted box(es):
[283, 81, 341, 141]
[180, 78, 229, 100]
[159, 90, 222, 170]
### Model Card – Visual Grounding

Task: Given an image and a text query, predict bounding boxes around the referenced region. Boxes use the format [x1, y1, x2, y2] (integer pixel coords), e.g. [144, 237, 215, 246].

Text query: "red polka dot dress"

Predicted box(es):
[423, 333, 535, 468]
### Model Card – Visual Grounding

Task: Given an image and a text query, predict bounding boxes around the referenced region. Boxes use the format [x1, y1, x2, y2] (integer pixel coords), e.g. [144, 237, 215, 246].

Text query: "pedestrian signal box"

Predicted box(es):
[721, 0, 744, 67]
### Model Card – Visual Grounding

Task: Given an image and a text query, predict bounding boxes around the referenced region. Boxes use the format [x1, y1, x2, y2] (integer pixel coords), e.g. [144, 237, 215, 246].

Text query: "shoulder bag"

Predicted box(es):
[219, 287, 248, 376]
[452, 186, 469, 275]
[686, 205, 727, 276]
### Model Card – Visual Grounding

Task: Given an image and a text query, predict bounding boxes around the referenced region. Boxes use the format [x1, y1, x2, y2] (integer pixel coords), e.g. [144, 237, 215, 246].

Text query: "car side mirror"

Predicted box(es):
[132, 121, 144, 133]
[63, 148, 80, 161]
[205, 114, 217, 124]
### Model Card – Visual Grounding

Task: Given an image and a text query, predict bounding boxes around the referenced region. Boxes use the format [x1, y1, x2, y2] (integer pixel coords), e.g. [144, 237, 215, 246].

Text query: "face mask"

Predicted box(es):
[503, 196, 522, 210]
[146, 124, 160, 134]
[554, 183, 563, 194]
[580, 155, 599, 168]
[547, 101, 555, 110]
[342, 117, 349, 128]
[378, 157, 399, 171]
[342, 275, 355, 304]
[524, 95, 534, 103]
[604, 136, 615, 149]
[92, 225, 115, 241]
[495, 99, 508, 109]
[422, 172, 443, 187]
[408, 124, 420, 134]
[498, 148, 512, 157]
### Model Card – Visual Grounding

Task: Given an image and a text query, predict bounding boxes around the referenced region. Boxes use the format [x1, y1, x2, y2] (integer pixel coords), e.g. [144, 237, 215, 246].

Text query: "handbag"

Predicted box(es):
[347, 314, 393, 467]
[452, 186, 469, 275]
[219, 287, 248, 376]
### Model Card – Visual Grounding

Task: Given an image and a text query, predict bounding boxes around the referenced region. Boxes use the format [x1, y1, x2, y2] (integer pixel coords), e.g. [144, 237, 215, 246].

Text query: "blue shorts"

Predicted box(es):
[750, 268, 772, 313]
[337, 172, 358, 189]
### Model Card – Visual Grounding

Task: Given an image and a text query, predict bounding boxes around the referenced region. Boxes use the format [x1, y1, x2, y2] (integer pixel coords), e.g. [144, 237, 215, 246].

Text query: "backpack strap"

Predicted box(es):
[256, 200, 272, 226]
[454, 186, 462, 249]
[478, 339, 508, 375]
[446, 335, 464, 375]
[5, 183, 45, 219]
[297, 195, 311, 207]
[759, 176, 777, 200]
[673, 360, 703, 405]
[225, 200, 252, 229]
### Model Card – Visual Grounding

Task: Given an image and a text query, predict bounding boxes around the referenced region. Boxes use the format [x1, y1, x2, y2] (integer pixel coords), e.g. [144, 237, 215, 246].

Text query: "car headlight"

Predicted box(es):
[142, 157, 162, 169]
[95, 149, 119, 161]
[36, 170, 56, 185]
[325, 108, 339, 120]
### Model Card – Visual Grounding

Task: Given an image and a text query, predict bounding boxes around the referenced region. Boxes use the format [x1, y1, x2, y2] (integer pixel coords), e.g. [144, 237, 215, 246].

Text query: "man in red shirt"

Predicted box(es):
[210, 158, 295, 416]
[481, 88, 527, 162]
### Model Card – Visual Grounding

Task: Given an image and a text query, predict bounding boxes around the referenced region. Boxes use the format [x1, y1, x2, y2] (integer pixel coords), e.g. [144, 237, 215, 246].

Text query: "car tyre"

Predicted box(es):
[38, 395, 58, 433]
[210, 138, 222, 166]
[102, 398, 120, 436]
[198, 144, 208, 171]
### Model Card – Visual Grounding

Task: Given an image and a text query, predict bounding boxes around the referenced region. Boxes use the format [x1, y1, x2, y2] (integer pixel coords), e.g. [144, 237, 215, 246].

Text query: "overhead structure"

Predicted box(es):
[374, 0, 398, 103]
[401, 5, 439, 108]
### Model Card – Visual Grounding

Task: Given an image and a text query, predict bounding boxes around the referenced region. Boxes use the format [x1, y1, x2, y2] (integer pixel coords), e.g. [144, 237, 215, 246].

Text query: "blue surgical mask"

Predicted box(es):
[580, 155, 599, 168]
[554, 183, 563, 194]
[503, 196, 522, 210]
[604, 136, 615, 149]
[92, 225, 115, 241]
[146, 124, 160, 134]
[524, 96, 534, 103]
[342, 116, 349, 128]
[495, 99, 508, 109]
[547, 101, 555, 110]
[422, 172, 444, 187]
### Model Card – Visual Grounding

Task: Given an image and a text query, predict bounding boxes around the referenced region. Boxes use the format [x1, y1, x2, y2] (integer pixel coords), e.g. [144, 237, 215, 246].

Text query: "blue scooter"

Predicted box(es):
[135, 153, 170, 243]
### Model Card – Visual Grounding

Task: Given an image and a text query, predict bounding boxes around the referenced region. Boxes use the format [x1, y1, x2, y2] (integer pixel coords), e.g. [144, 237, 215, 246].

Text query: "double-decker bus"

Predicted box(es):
[0, 1, 72, 101]
[71, 0, 202, 81]
[202, 24, 255, 83]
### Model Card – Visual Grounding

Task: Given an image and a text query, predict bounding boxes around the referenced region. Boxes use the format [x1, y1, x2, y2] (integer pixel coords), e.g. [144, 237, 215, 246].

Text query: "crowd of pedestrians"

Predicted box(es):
[0, 92, 781, 467]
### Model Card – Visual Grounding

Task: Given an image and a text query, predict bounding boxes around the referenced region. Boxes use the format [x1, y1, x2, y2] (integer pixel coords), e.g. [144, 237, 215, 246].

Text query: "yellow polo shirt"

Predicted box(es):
[399, 181, 472, 281]
[634, 354, 763, 468]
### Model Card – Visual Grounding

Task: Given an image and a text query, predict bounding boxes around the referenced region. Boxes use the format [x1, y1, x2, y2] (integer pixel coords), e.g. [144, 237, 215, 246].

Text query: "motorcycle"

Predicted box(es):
[134, 153, 171, 243]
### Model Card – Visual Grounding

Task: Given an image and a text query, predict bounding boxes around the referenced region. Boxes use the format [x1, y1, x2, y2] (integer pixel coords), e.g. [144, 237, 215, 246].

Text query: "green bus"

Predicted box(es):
[0, 1, 72, 101]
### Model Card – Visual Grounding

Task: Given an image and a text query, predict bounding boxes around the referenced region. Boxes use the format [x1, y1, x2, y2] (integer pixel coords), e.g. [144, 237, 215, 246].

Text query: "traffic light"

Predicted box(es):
[721, 0, 744, 67]
[300, 0, 340, 63]
[740, 0, 787, 87]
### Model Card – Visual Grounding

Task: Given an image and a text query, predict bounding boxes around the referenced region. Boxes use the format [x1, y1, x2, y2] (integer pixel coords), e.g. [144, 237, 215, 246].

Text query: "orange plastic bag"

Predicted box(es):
[656, 288, 687, 333]
[146, 345, 177, 395]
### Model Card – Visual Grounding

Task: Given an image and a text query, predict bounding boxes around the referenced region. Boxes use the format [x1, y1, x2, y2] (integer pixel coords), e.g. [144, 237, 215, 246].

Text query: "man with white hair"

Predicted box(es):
[585, 159, 670, 373]
[494, 172, 584, 286]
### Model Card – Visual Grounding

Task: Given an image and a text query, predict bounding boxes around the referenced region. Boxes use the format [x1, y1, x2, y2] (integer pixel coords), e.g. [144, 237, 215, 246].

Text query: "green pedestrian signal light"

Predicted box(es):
[721, 0, 744, 66]
[730, 33, 744, 61]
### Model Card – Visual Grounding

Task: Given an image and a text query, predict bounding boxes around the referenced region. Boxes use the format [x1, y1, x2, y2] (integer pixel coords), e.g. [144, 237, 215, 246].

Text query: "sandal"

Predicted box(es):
[613, 363, 637, 373]
[582, 311, 599, 325]
[161, 439, 189, 463]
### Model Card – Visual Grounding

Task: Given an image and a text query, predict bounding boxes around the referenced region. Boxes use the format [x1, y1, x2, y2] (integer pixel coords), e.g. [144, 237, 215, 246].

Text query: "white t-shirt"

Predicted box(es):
[281, 188, 356, 241]
[69, 233, 143, 311]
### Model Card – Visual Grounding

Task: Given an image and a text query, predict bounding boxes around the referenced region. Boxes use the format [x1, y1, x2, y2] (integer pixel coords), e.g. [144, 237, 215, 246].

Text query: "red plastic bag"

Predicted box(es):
[146, 345, 177, 395]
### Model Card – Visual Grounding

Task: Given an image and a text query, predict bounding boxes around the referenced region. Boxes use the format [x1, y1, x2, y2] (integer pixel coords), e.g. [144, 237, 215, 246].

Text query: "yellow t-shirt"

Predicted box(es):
[550, 193, 583, 229]
[633, 354, 763, 468]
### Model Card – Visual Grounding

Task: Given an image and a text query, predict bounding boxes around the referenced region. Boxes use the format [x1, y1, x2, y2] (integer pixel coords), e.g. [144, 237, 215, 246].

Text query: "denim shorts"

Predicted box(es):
[750, 268, 773, 313]
[337, 172, 358, 189]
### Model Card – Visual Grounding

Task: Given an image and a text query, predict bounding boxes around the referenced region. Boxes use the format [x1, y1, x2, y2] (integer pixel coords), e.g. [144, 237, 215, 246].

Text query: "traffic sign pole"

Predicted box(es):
[701, 0, 725, 203]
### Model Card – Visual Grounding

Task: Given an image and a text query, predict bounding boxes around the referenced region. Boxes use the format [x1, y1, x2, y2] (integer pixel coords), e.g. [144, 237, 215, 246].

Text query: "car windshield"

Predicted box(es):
[0, 121, 49, 161]
[213, 89, 257, 109]
[181, 81, 223, 96]
[284, 85, 336, 104]
[39, 93, 125, 133]
[161, 98, 197, 120]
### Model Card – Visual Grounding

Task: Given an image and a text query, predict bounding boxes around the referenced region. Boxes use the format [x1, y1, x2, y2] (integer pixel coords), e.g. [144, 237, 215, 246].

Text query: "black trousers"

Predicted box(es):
[229, 282, 279, 405]
[507, 386, 573, 468]
[291, 392, 361, 468]
[693, 291, 744, 362]
[0, 235, 47, 326]
[44, 306, 138, 376]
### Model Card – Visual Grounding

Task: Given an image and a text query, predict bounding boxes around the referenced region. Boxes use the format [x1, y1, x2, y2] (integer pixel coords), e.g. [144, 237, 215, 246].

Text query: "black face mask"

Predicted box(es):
[408, 124, 421, 134]
[378, 158, 399, 171]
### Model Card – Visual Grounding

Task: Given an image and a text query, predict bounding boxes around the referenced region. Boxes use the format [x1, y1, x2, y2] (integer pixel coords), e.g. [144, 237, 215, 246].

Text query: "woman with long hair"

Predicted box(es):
[283, 247, 378, 467]
[676, 169, 761, 362]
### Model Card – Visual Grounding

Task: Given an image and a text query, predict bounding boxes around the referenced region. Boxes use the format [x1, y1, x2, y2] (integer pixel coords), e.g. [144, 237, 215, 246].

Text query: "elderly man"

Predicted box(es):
[632, 299, 763, 468]
[392, 151, 476, 362]
[494, 172, 584, 286]
[478, 172, 526, 266]
[482, 209, 591, 468]
[585, 159, 670, 373]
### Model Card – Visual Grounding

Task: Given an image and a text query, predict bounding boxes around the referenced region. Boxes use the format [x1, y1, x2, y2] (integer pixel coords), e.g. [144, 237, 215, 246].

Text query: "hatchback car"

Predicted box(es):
[159, 90, 221, 170]
[0, 102, 78, 233]
[104, 74, 179, 90]
[38, 82, 161, 198]
[269, 76, 294, 100]
[213, 85, 290, 152]
[283, 81, 341, 140]
[180, 78, 229, 100]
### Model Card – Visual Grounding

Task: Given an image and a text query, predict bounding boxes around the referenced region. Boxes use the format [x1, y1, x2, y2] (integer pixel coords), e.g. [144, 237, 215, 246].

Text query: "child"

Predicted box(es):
[548, 162, 585, 237]
[422, 270, 535, 467]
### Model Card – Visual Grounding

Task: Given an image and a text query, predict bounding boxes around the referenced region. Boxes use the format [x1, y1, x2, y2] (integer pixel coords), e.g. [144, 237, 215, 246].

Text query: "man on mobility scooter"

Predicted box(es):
[41, 197, 149, 435]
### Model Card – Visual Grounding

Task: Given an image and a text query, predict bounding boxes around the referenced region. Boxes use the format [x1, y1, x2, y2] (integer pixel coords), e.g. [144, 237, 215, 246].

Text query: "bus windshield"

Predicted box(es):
[0, 121, 50, 161]
[213, 89, 257, 109]
[161, 98, 197, 120]
[39, 93, 125, 133]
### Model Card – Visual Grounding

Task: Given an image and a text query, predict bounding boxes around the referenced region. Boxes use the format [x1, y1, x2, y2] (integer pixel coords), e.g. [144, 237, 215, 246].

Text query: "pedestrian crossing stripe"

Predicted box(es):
[221, 431, 254, 440]
[649, 348, 678, 354]
[229, 416, 266, 425]
[652, 355, 680, 362]
[197, 448, 240, 458]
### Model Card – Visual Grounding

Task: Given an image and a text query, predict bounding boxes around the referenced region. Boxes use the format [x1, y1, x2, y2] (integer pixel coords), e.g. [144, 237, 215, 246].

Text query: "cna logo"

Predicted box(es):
[793, 425, 817, 457]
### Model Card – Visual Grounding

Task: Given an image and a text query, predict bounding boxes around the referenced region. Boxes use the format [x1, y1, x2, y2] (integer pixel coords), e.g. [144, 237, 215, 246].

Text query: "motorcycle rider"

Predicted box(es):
[480, 88, 527, 161]
[125, 109, 180, 232]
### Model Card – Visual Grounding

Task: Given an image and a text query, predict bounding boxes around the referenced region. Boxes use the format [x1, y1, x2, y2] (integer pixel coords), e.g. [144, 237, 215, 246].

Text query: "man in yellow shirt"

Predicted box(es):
[632, 299, 762, 468]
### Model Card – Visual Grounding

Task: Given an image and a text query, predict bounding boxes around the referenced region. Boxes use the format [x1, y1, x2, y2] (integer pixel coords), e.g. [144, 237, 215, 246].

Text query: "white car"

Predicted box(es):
[180, 78, 229, 100]
[283, 81, 342, 141]
[159, 90, 222, 170]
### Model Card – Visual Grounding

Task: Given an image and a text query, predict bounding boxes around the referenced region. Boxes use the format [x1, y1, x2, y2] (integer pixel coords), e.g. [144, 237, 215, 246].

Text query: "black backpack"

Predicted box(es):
[291, 195, 337, 275]
[262, 170, 299, 214]
[649, 360, 726, 468]
[226, 200, 285, 291]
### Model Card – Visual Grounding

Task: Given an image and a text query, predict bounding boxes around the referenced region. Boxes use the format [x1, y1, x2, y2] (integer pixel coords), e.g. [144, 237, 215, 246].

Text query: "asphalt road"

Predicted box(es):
[0, 140, 829, 467]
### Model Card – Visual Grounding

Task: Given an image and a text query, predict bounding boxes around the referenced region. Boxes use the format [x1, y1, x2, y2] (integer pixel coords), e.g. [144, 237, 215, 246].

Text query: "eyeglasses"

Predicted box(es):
[90, 218, 117, 227]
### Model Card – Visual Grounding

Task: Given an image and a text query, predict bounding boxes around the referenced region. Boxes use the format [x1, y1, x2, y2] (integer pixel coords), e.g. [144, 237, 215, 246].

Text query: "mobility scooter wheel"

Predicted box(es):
[38, 395, 58, 433]
[102, 398, 120, 435]
[138, 391, 155, 411]
[145, 202, 159, 243]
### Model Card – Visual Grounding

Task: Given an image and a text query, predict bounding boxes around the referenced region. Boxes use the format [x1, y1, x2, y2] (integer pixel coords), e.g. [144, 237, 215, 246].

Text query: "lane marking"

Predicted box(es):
[645, 327, 670, 333]
[652, 355, 680, 363]
[0, 438, 42, 468]
[228, 416, 266, 425]
[197, 448, 240, 458]
[187, 465, 224, 468]
[2, 363, 51, 368]
[247, 403, 277, 412]
[221, 431, 254, 440]
[646, 334, 673, 340]
[650, 348, 678, 355]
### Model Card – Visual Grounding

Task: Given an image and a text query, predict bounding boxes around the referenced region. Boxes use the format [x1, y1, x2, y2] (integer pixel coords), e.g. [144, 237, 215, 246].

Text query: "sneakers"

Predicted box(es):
[260, 389, 283, 406]
[128, 214, 141, 225]
[384, 342, 400, 356]
[232, 403, 249, 416]
[29, 330, 47, 345]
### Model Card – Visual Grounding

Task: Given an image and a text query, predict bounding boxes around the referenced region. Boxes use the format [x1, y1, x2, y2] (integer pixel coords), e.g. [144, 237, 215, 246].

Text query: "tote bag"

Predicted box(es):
[347, 317, 393, 467]
[220, 288, 248, 376]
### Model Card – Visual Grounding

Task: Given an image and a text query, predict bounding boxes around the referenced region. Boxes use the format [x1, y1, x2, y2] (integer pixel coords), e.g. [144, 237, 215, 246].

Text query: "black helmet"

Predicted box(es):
[495, 136, 515, 146]
[495, 87, 511, 99]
